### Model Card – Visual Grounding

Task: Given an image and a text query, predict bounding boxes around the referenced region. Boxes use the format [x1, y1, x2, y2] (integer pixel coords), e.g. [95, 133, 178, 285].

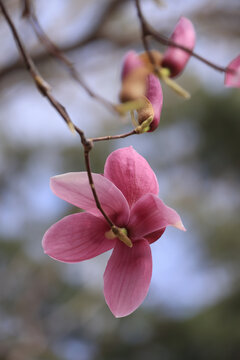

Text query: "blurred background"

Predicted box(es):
[0, 0, 240, 359]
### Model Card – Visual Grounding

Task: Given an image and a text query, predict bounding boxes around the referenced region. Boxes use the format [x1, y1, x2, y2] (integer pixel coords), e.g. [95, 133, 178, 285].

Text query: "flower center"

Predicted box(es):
[105, 226, 132, 248]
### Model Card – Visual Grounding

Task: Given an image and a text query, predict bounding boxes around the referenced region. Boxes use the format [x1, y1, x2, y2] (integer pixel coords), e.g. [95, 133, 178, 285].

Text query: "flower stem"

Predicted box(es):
[83, 146, 114, 227]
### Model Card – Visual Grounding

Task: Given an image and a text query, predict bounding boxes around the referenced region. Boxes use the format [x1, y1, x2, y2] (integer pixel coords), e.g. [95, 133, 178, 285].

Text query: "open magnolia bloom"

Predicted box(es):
[120, 51, 163, 132]
[43, 147, 185, 317]
[224, 55, 240, 88]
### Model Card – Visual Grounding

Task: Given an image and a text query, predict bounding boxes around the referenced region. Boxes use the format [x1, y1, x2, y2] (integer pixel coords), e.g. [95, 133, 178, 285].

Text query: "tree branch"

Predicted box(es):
[22, 0, 116, 113]
[0, 0, 115, 228]
[0, 0, 130, 80]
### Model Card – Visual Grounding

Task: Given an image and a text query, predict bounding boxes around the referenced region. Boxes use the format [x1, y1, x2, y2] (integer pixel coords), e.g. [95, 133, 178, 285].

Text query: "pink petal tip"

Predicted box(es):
[173, 220, 186, 232]
[225, 55, 240, 88]
[121, 51, 144, 80]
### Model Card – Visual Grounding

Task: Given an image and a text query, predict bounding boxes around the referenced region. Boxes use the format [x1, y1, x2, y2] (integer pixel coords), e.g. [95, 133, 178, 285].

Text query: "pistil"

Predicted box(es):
[105, 226, 133, 248]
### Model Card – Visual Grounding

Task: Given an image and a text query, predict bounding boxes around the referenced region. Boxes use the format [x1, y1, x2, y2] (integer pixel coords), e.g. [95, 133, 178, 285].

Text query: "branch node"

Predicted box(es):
[34, 74, 51, 94]
[84, 139, 93, 152]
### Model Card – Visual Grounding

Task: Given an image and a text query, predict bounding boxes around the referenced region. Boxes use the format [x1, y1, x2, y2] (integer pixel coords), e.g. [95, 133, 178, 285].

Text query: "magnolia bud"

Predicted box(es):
[120, 52, 163, 132]
[140, 74, 163, 132]
[162, 17, 195, 77]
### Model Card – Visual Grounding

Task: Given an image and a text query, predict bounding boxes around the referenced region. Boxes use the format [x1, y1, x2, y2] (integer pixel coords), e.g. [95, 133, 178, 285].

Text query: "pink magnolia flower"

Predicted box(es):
[224, 55, 240, 88]
[162, 17, 196, 77]
[120, 51, 163, 132]
[43, 147, 185, 317]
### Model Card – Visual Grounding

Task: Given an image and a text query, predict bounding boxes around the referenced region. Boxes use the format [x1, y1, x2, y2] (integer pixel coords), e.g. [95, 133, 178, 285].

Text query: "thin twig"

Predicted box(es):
[135, 0, 157, 68]
[0, 0, 130, 79]
[135, 0, 230, 74]
[22, 0, 116, 113]
[90, 129, 137, 142]
[0, 0, 114, 228]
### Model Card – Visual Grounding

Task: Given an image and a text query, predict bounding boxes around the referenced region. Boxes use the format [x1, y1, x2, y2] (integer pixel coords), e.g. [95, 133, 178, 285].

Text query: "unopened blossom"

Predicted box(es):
[120, 51, 163, 132]
[161, 17, 196, 77]
[43, 147, 185, 317]
[121, 17, 195, 83]
[224, 55, 240, 88]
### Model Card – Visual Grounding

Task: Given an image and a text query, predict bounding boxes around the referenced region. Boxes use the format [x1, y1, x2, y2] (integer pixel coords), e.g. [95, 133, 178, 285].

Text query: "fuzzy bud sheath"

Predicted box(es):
[120, 51, 163, 131]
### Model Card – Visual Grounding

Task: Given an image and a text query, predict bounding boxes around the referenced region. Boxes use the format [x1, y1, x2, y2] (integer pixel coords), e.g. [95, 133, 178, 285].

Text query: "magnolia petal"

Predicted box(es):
[225, 55, 240, 88]
[128, 193, 185, 240]
[104, 239, 152, 318]
[50, 172, 130, 226]
[104, 147, 159, 208]
[162, 17, 196, 77]
[43, 212, 114, 263]
[145, 74, 163, 131]
[144, 228, 166, 244]
[121, 50, 144, 80]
